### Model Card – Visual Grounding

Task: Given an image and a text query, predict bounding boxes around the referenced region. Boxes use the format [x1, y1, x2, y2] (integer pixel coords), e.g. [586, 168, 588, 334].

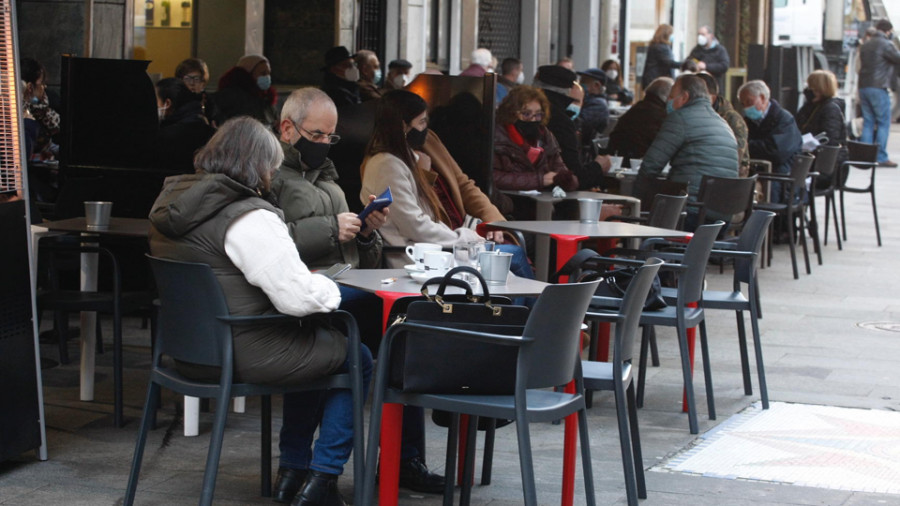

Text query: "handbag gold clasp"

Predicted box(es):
[434, 295, 453, 313]
[485, 301, 502, 316]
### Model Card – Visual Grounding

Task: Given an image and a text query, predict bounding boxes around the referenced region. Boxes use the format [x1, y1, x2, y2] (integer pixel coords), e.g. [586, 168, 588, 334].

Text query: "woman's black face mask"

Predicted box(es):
[515, 120, 541, 142]
[406, 126, 428, 149]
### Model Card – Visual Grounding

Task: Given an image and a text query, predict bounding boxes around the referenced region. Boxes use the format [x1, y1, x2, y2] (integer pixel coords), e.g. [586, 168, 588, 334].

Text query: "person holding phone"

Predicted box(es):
[270, 87, 388, 504]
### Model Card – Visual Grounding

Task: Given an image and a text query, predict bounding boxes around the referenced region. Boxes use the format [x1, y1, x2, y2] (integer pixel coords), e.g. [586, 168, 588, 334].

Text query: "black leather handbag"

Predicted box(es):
[389, 266, 530, 394]
[553, 248, 667, 311]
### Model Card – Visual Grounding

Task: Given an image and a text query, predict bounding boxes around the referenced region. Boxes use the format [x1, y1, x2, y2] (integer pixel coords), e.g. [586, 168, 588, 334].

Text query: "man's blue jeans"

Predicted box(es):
[279, 342, 373, 475]
[859, 87, 892, 162]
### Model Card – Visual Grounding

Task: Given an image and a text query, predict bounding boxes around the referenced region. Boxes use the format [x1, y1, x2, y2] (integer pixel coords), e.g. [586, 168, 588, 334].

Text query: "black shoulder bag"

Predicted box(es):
[553, 249, 667, 311]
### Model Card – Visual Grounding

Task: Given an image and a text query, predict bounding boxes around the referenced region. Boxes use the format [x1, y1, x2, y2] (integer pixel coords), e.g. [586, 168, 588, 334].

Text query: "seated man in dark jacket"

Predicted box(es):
[576, 68, 610, 144]
[605, 76, 673, 160]
[638, 74, 739, 229]
[534, 65, 608, 190]
[739, 79, 802, 202]
[321, 46, 362, 108]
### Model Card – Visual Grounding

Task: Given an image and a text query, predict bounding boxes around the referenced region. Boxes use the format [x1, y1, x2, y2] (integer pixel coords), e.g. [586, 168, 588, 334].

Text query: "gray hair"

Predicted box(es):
[471, 48, 493, 68]
[533, 79, 573, 96]
[645, 77, 674, 102]
[676, 74, 710, 101]
[280, 87, 337, 124]
[354, 49, 377, 68]
[194, 116, 283, 190]
[738, 79, 770, 100]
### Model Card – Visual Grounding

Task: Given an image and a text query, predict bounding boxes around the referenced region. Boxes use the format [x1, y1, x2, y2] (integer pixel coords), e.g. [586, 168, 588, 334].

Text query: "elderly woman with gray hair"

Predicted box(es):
[149, 116, 372, 506]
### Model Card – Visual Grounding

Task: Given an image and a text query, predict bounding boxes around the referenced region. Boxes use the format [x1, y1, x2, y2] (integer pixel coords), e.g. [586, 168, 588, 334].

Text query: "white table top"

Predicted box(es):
[334, 268, 549, 297]
[489, 220, 691, 239]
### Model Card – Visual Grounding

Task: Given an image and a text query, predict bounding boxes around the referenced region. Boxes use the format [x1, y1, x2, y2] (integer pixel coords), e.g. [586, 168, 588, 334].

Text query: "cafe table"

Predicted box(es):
[334, 268, 549, 506]
[33, 217, 150, 406]
[501, 191, 641, 281]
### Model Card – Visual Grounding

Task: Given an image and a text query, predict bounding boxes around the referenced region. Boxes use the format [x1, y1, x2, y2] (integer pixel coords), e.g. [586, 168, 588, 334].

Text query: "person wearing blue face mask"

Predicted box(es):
[637, 74, 739, 230]
[212, 54, 278, 132]
[739, 79, 802, 197]
[354, 49, 383, 103]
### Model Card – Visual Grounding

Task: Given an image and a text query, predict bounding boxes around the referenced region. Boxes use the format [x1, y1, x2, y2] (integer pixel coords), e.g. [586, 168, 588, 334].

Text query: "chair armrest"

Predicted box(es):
[218, 314, 300, 325]
[580, 255, 648, 268]
[386, 321, 534, 347]
[588, 296, 623, 310]
[842, 160, 877, 170]
[584, 310, 625, 322]
[756, 173, 792, 183]
[709, 249, 756, 260]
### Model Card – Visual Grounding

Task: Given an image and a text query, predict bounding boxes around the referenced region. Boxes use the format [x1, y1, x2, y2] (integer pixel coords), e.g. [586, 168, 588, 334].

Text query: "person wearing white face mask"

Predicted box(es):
[496, 57, 523, 105]
[600, 59, 633, 105]
[687, 25, 731, 95]
[383, 59, 413, 91]
[212, 54, 278, 132]
[321, 46, 362, 108]
[354, 49, 383, 103]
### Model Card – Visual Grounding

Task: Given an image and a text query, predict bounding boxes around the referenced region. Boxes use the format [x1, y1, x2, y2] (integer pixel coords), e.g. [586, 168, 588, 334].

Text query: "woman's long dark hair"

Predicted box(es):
[365, 90, 445, 222]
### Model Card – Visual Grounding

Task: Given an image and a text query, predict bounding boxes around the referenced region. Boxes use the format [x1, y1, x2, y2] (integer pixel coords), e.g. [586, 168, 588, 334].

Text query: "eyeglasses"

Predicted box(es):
[296, 123, 341, 145]
[518, 110, 544, 121]
[182, 75, 207, 85]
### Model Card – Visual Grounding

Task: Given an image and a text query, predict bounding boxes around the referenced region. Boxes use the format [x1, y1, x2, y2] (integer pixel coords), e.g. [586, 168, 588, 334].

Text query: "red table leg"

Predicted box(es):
[682, 301, 698, 413]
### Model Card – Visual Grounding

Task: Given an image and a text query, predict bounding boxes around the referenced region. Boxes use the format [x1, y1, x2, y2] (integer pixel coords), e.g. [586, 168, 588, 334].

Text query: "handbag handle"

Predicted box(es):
[435, 266, 492, 300]
[421, 276, 473, 299]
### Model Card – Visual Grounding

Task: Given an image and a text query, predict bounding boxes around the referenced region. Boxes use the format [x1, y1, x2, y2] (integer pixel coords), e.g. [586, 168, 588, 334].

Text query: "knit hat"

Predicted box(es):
[236, 54, 269, 74]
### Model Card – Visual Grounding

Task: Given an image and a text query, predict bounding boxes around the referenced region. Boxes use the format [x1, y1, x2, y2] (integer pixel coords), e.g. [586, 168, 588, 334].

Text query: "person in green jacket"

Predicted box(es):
[637, 74, 739, 229]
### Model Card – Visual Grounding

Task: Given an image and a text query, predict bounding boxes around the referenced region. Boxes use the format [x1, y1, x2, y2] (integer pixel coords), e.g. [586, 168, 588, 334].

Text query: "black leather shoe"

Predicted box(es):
[291, 470, 346, 506]
[398, 456, 446, 494]
[273, 467, 307, 503]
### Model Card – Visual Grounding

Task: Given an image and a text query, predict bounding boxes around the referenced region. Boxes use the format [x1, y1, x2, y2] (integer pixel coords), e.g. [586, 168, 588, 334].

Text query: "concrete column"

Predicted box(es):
[385, 0, 400, 64]
[336, 0, 357, 49]
[449, 0, 462, 73]
[599, 0, 617, 64]
[400, 0, 427, 74]
[536, 0, 553, 65]
[520, 0, 539, 79]
[458, 0, 477, 72]
[245, 0, 264, 56]
[570, 0, 600, 70]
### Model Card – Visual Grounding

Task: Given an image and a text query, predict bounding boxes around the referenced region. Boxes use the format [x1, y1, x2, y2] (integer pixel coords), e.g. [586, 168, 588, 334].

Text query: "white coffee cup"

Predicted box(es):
[609, 155, 624, 172]
[629, 158, 643, 172]
[423, 250, 453, 273]
[405, 242, 442, 269]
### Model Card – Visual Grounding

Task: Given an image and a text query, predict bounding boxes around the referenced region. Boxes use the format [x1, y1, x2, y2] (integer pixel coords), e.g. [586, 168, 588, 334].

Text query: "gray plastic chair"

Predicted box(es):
[582, 258, 664, 506]
[609, 193, 688, 231]
[839, 140, 881, 246]
[699, 211, 775, 410]
[362, 281, 601, 506]
[124, 256, 366, 506]
[807, 144, 842, 260]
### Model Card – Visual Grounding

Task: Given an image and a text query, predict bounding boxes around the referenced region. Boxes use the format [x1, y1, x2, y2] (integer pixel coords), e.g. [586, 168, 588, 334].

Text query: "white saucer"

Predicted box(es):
[410, 270, 449, 283]
[404, 264, 425, 275]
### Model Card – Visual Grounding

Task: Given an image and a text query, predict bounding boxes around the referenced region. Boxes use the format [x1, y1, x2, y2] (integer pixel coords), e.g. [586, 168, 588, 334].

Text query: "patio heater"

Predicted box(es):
[0, 0, 47, 461]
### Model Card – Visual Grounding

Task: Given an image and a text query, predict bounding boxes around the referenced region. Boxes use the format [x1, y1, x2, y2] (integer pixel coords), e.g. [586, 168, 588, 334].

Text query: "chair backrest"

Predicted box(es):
[812, 144, 841, 180]
[732, 211, 776, 285]
[790, 153, 815, 187]
[847, 140, 878, 165]
[679, 221, 724, 303]
[633, 175, 688, 213]
[647, 193, 687, 230]
[521, 281, 600, 390]
[148, 256, 233, 370]
[695, 175, 757, 226]
[617, 258, 664, 365]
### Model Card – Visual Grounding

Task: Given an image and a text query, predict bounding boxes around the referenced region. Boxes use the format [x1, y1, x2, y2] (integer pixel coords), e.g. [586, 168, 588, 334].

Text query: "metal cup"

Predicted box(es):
[84, 201, 113, 230]
[478, 251, 513, 285]
[578, 198, 603, 224]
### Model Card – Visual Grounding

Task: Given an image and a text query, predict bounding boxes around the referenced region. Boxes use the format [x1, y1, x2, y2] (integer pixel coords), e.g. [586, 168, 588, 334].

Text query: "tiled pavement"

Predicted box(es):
[1, 126, 899, 505]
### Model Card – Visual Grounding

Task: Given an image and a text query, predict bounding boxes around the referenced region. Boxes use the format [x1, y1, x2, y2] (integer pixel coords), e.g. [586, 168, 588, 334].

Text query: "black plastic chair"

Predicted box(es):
[36, 241, 154, 427]
[362, 281, 601, 506]
[690, 175, 758, 237]
[699, 211, 775, 410]
[755, 153, 815, 279]
[632, 175, 689, 214]
[609, 193, 688, 231]
[582, 258, 664, 506]
[124, 256, 366, 506]
[839, 141, 881, 247]
[807, 144, 842, 260]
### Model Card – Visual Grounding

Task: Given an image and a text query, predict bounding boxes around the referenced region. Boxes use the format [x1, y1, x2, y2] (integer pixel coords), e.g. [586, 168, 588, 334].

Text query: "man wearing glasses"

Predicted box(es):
[269, 87, 388, 504]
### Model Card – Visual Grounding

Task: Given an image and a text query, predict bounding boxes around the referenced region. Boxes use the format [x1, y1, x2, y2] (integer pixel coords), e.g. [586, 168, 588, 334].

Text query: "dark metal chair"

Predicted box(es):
[362, 281, 601, 506]
[582, 258, 665, 506]
[838, 140, 881, 247]
[124, 256, 366, 506]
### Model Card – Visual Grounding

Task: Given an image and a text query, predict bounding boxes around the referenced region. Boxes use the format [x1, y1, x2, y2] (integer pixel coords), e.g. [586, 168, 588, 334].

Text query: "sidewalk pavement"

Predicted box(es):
[1, 126, 898, 505]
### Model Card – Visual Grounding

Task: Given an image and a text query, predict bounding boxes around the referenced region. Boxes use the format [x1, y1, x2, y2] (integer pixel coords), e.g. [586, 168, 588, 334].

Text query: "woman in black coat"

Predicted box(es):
[794, 69, 848, 189]
[642, 24, 681, 88]
[601, 59, 634, 105]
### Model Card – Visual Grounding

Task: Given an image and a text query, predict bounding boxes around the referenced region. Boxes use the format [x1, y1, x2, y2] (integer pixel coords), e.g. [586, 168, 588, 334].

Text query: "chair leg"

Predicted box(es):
[829, 193, 842, 250]
[123, 382, 162, 506]
[113, 310, 124, 428]
[798, 211, 812, 275]
[676, 322, 700, 434]
[823, 194, 831, 246]
[840, 189, 847, 241]
[809, 199, 823, 265]
[443, 414, 459, 506]
[460, 416, 478, 506]
[626, 383, 646, 499]
[786, 212, 799, 279]
[514, 419, 538, 506]
[699, 320, 715, 421]
[261, 395, 272, 497]
[871, 190, 882, 247]
[577, 407, 597, 506]
[614, 383, 639, 506]
[750, 296, 769, 410]
[198, 392, 232, 506]
[636, 326, 650, 408]
[481, 419, 496, 485]
[735, 310, 752, 396]
[649, 326, 660, 367]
